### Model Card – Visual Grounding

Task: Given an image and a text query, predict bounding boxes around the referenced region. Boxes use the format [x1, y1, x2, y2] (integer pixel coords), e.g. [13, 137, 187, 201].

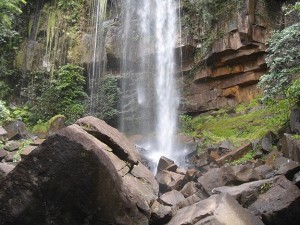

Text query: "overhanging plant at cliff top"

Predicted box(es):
[258, 22, 300, 101]
[258, 2, 300, 102]
[0, 0, 26, 42]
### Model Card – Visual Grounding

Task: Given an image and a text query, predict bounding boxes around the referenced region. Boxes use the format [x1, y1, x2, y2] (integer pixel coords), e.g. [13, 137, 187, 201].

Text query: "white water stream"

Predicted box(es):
[120, 0, 180, 170]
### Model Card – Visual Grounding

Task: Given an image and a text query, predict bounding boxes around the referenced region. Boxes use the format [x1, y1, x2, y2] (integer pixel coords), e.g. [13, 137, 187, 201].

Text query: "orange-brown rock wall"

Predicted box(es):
[179, 0, 282, 114]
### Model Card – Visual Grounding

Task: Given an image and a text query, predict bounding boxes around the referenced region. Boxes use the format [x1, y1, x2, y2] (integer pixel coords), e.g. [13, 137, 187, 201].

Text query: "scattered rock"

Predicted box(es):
[3, 140, 19, 152]
[180, 181, 200, 198]
[273, 157, 300, 180]
[219, 139, 234, 152]
[3, 121, 28, 140]
[255, 164, 275, 179]
[293, 171, 300, 188]
[20, 145, 37, 159]
[157, 156, 175, 173]
[290, 109, 300, 134]
[213, 176, 279, 207]
[156, 170, 185, 193]
[167, 194, 264, 225]
[150, 200, 172, 225]
[165, 164, 178, 172]
[197, 164, 261, 195]
[0, 162, 15, 180]
[174, 189, 209, 210]
[4, 152, 16, 162]
[0, 127, 7, 140]
[176, 167, 186, 175]
[281, 133, 300, 163]
[261, 135, 273, 153]
[216, 142, 252, 166]
[248, 176, 300, 225]
[232, 164, 261, 182]
[159, 190, 185, 207]
[0, 149, 8, 161]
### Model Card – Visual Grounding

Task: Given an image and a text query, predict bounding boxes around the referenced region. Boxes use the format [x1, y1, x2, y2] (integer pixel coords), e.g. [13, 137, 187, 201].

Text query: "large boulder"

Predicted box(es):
[197, 164, 261, 195]
[0, 117, 158, 225]
[167, 194, 264, 225]
[0, 127, 7, 140]
[0, 149, 8, 161]
[3, 121, 28, 140]
[156, 170, 185, 193]
[76, 116, 139, 167]
[212, 176, 279, 207]
[248, 176, 300, 225]
[281, 134, 300, 163]
[0, 162, 15, 181]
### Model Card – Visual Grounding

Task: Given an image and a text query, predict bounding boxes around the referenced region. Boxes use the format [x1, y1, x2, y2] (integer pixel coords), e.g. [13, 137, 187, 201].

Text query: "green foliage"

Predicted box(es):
[0, 0, 26, 43]
[0, 100, 11, 125]
[96, 75, 120, 125]
[258, 22, 300, 101]
[182, 0, 242, 58]
[31, 121, 49, 134]
[259, 182, 272, 194]
[291, 134, 300, 140]
[287, 79, 300, 107]
[180, 115, 195, 135]
[22, 70, 51, 102]
[13, 138, 31, 162]
[10, 105, 32, 124]
[181, 98, 289, 148]
[32, 64, 87, 124]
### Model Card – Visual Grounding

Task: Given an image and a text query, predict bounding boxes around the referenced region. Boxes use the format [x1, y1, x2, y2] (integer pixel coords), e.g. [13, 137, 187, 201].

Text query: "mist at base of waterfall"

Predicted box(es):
[135, 136, 193, 175]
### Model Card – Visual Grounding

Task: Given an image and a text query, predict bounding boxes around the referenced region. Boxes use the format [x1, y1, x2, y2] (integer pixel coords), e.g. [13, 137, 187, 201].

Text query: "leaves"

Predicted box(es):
[258, 21, 300, 101]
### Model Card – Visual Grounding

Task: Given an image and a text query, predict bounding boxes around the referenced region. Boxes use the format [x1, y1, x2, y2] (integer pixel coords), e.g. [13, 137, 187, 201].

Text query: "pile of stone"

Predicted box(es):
[155, 155, 300, 225]
[0, 116, 299, 225]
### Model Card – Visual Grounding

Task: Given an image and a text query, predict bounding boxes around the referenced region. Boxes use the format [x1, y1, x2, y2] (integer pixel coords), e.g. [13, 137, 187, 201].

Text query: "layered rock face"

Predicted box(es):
[180, 0, 281, 114]
[0, 117, 158, 225]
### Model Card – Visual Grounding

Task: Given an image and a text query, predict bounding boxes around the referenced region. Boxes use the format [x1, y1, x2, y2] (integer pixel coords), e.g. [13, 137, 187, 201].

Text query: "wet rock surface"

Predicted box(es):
[0, 117, 157, 225]
[1, 116, 300, 225]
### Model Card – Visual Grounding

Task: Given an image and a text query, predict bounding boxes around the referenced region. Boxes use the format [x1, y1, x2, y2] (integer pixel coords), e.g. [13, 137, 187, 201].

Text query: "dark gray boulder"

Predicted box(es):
[281, 133, 300, 163]
[197, 164, 261, 195]
[0, 118, 158, 225]
[167, 194, 264, 225]
[157, 156, 175, 173]
[0, 149, 8, 161]
[248, 176, 300, 225]
[159, 190, 185, 207]
[3, 121, 28, 140]
[0, 162, 15, 181]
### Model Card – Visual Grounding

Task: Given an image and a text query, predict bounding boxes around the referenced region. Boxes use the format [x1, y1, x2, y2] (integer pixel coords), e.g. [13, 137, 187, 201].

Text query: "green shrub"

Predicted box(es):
[31, 64, 87, 124]
[0, 100, 11, 125]
[287, 79, 300, 107]
[258, 2, 300, 102]
[95, 75, 120, 125]
[180, 114, 194, 135]
[10, 105, 32, 124]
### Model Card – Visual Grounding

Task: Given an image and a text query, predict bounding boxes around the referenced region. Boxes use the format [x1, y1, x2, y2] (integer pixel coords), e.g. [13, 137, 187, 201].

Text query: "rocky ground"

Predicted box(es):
[0, 116, 300, 225]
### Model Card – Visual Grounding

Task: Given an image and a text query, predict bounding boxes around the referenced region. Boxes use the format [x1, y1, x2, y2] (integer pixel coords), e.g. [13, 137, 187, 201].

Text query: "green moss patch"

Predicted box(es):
[181, 98, 290, 148]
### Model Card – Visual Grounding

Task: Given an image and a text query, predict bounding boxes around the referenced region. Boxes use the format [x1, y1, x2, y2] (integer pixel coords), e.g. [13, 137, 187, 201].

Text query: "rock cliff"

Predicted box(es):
[179, 0, 282, 114]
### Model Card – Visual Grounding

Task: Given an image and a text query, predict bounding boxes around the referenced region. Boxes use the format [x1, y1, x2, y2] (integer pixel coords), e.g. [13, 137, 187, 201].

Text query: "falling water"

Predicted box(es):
[88, 0, 108, 114]
[120, 0, 180, 169]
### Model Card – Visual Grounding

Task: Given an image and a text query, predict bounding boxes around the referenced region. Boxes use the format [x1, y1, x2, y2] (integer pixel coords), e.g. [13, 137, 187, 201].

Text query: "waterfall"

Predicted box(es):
[119, 0, 180, 169]
[88, 0, 108, 114]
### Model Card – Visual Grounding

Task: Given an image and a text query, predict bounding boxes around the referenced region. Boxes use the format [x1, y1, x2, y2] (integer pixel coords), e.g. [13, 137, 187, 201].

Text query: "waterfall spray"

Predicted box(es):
[119, 0, 180, 170]
[89, 0, 108, 114]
